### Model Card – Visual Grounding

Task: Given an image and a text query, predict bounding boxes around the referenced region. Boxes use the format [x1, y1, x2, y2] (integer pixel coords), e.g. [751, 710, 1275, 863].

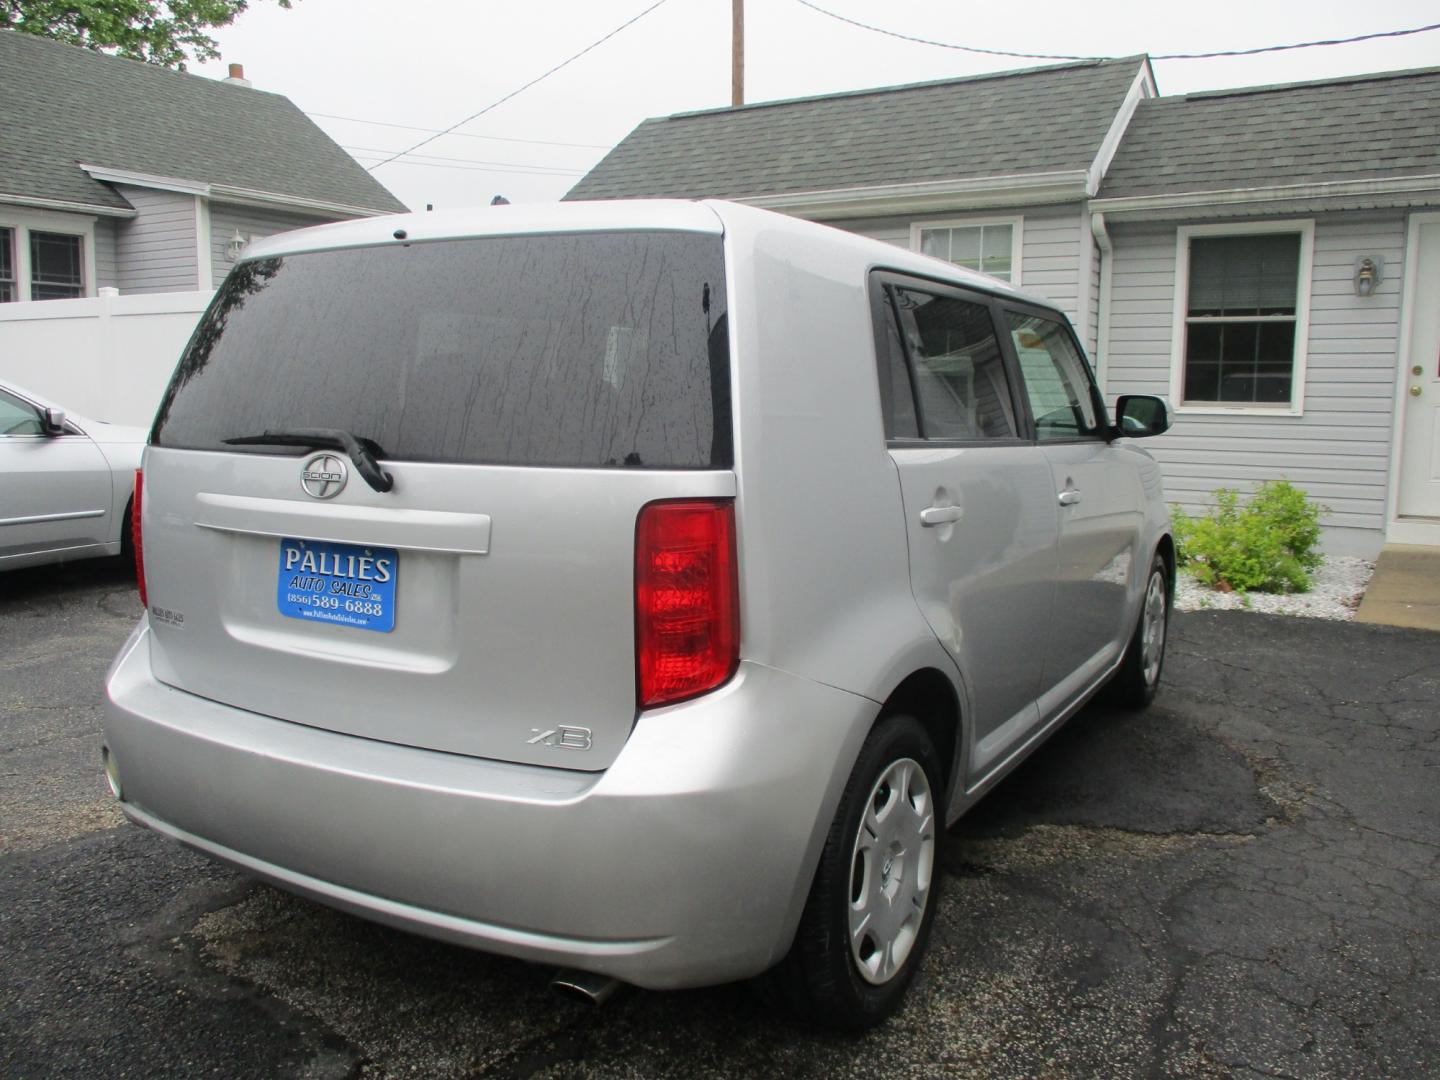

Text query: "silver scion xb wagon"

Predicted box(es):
[103, 200, 1174, 1028]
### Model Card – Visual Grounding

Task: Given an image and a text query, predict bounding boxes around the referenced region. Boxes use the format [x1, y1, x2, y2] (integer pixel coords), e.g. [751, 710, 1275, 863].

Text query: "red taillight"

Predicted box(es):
[635, 499, 739, 709]
[132, 469, 147, 609]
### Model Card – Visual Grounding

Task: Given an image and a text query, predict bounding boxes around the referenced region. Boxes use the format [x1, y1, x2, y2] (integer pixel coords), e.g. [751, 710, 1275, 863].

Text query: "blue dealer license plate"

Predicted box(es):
[276, 538, 397, 632]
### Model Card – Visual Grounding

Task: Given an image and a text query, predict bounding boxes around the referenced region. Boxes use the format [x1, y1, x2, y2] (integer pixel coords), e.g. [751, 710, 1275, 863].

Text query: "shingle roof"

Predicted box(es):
[0, 30, 405, 213]
[567, 57, 1147, 201]
[1100, 66, 1440, 200]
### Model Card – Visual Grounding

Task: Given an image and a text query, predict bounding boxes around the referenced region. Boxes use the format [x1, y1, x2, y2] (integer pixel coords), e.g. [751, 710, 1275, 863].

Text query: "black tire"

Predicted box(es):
[1107, 552, 1171, 709]
[760, 713, 944, 1029]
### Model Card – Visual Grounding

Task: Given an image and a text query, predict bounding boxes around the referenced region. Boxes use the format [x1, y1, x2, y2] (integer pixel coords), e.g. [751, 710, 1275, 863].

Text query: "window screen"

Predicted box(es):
[892, 288, 1017, 441]
[1183, 233, 1302, 405]
[30, 232, 83, 300]
[918, 224, 1015, 281]
[0, 228, 14, 303]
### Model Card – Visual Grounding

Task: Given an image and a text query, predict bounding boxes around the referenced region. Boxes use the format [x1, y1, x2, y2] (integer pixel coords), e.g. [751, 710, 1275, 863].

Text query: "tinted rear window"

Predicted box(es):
[153, 231, 731, 469]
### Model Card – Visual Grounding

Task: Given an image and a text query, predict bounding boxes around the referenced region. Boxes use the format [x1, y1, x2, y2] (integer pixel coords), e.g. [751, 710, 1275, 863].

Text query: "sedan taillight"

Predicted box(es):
[132, 469, 147, 609]
[635, 499, 739, 709]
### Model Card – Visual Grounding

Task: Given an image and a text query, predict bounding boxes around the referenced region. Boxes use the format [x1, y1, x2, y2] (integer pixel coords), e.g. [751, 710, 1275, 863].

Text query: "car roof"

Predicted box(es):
[239, 199, 1056, 311]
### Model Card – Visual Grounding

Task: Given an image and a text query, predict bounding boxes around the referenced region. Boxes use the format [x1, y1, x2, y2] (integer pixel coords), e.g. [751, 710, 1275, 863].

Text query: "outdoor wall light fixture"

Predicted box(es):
[1353, 256, 1383, 297]
[226, 230, 250, 263]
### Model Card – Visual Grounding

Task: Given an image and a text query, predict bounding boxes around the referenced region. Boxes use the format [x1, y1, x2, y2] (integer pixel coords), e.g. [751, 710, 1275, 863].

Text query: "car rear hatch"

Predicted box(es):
[142, 226, 733, 771]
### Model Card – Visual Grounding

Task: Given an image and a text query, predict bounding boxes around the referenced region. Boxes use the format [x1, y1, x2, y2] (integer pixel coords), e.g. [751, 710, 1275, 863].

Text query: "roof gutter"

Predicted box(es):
[738, 170, 1090, 220]
[0, 193, 138, 219]
[80, 164, 397, 219]
[1092, 172, 1440, 215]
[1089, 212, 1114, 392]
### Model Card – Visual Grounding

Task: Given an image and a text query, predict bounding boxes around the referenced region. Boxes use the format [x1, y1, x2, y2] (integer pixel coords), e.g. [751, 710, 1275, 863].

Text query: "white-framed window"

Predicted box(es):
[0, 209, 96, 303]
[911, 216, 1023, 284]
[1171, 220, 1313, 416]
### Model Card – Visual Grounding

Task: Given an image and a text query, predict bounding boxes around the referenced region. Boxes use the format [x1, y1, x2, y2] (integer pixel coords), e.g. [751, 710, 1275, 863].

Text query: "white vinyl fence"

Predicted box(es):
[0, 289, 211, 427]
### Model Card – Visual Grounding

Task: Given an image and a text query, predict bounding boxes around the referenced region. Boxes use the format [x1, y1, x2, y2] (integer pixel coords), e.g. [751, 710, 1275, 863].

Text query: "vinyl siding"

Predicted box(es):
[93, 218, 119, 290]
[1105, 212, 1406, 555]
[210, 203, 334, 286]
[113, 185, 199, 294]
[827, 203, 1087, 330]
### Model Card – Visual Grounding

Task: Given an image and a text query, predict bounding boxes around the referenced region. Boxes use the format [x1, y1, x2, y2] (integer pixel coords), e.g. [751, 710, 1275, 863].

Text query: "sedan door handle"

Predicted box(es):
[1058, 488, 1082, 506]
[919, 505, 964, 527]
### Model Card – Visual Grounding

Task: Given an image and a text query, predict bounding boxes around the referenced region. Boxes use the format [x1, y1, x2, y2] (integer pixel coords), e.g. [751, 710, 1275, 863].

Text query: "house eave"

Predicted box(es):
[80, 164, 397, 220]
[1092, 173, 1440, 217]
[0, 193, 138, 219]
[738, 170, 1091, 220]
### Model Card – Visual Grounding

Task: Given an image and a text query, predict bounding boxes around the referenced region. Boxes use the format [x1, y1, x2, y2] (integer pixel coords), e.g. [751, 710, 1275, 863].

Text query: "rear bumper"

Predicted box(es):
[102, 623, 875, 989]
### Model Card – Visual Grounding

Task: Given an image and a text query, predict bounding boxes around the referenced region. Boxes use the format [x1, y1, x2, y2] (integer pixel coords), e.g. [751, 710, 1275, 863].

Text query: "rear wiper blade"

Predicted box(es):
[223, 428, 394, 493]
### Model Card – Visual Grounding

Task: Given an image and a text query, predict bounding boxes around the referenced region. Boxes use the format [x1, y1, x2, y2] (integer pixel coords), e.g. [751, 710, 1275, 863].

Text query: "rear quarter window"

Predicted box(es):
[153, 231, 731, 469]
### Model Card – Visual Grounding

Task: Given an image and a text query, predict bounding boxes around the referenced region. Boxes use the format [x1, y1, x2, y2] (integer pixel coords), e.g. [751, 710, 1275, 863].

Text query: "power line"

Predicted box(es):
[794, 0, 1440, 62]
[1155, 23, 1440, 60]
[342, 145, 584, 175]
[312, 112, 610, 150]
[366, 0, 671, 171]
[348, 156, 584, 177]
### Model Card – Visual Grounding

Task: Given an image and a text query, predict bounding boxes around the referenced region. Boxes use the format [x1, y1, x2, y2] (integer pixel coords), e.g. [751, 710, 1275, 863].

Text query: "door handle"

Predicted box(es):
[919, 505, 964, 527]
[1058, 488, 1082, 506]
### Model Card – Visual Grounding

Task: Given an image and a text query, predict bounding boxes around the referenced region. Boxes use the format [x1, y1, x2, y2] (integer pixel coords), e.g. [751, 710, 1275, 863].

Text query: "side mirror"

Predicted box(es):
[1114, 395, 1169, 439]
[41, 407, 68, 436]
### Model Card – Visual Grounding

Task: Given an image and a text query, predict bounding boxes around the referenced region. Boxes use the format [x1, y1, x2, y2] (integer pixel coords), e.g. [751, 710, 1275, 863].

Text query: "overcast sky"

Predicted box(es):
[191, 0, 1440, 211]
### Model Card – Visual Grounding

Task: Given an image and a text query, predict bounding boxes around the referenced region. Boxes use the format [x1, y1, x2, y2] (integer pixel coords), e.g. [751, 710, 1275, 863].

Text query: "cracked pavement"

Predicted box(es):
[2, 559, 1437, 1078]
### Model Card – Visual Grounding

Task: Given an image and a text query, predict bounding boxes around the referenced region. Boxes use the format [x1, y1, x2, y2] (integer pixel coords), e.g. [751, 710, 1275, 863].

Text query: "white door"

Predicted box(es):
[1399, 222, 1440, 519]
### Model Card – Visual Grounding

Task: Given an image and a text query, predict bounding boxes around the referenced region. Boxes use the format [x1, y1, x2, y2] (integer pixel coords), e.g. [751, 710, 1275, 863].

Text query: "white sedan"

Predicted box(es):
[1, 381, 145, 572]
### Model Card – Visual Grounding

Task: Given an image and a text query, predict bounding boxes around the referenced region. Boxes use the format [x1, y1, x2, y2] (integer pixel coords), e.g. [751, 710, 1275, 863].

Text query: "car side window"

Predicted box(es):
[0, 389, 44, 436]
[1005, 311, 1102, 442]
[875, 291, 920, 440]
[889, 287, 1018, 441]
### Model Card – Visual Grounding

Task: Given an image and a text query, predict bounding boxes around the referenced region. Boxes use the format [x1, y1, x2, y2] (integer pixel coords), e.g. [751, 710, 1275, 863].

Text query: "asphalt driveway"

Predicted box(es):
[2, 559, 1437, 1078]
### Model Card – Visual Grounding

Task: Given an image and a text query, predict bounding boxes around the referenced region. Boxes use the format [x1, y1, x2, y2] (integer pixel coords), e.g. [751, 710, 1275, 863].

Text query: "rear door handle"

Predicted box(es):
[1058, 488, 1082, 506]
[919, 505, 964, 527]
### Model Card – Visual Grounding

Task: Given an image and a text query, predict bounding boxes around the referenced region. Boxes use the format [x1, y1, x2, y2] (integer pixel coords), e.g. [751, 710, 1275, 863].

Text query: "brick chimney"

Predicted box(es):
[223, 63, 253, 88]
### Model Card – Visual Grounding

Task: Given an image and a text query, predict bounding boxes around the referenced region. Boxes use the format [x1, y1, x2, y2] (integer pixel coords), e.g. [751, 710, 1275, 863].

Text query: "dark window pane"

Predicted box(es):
[30, 232, 83, 300]
[154, 233, 731, 469]
[1006, 311, 1101, 441]
[893, 289, 1016, 440]
[876, 292, 919, 439]
[0, 227, 14, 302]
[0, 388, 44, 434]
[1188, 234, 1300, 317]
[1185, 321, 1295, 404]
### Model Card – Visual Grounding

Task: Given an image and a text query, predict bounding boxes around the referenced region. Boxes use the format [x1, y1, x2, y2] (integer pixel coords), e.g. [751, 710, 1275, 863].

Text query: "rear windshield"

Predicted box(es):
[153, 231, 731, 469]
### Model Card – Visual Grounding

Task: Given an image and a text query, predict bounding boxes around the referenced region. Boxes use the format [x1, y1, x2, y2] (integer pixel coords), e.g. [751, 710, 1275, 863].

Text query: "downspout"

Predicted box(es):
[1090, 211, 1114, 398]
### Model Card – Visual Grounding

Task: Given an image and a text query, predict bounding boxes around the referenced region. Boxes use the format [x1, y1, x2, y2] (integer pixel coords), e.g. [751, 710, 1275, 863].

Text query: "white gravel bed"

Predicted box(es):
[1174, 555, 1375, 621]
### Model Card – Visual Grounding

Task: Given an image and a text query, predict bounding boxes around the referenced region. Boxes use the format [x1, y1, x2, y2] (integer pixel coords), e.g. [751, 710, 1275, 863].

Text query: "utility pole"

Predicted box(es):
[731, 0, 744, 106]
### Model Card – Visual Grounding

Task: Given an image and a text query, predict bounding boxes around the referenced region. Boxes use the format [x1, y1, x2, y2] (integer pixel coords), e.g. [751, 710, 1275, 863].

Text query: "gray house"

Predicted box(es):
[570, 57, 1154, 361]
[570, 58, 1440, 556]
[0, 29, 405, 303]
[1094, 70, 1440, 554]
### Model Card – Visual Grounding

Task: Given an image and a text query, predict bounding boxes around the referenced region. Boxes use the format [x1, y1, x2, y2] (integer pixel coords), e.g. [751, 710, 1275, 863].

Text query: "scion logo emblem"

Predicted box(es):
[301, 454, 348, 499]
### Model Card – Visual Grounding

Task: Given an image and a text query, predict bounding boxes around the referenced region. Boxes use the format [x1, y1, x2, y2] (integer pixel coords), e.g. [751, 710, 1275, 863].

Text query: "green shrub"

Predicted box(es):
[1171, 480, 1326, 594]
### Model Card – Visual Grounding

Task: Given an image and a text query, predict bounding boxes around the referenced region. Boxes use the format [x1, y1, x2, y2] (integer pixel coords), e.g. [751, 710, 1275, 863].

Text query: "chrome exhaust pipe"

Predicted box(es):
[550, 969, 623, 1007]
